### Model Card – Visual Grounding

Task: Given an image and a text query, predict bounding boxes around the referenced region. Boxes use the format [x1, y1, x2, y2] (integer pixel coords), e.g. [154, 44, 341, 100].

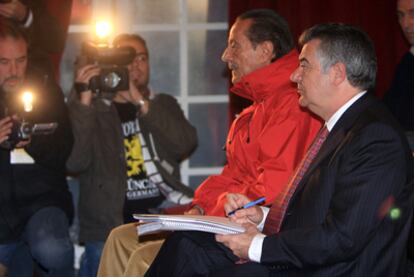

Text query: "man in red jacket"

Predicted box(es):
[98, 9, 322, 277]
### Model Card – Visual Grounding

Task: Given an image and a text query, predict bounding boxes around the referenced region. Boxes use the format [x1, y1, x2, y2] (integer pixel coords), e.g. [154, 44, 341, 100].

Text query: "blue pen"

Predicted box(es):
[227, 196, 266, 216]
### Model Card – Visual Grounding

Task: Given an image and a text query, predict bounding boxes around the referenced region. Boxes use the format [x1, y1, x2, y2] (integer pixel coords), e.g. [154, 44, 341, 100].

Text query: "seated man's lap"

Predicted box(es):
[146, 231, 239, 276]
[126, 239, 164, 276]
[98, 223, 168, 277]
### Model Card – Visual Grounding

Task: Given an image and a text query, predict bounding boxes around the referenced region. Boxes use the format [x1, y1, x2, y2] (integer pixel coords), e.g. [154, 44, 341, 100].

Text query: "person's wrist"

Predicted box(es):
[75, 82, 89, 95]
[75, 83, 92, 106]
[192, 205, 205, 215]
[137, 99, 145, 107]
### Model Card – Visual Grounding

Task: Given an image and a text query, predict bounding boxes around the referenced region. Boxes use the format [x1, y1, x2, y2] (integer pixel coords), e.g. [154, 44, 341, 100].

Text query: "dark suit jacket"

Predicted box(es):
[261, 94, 414, 276]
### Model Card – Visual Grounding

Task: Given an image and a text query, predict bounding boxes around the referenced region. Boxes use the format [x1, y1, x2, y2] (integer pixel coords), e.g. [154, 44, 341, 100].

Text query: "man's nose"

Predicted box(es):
[400, 15, 413, 30]
[9, 62, 17, 75]
[290, 67, 300, 83]
[221, 47, 230, 62]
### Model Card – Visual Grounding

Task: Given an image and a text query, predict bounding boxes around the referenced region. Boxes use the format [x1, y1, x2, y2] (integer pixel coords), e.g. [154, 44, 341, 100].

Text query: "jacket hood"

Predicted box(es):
[230, 50, 299, 102]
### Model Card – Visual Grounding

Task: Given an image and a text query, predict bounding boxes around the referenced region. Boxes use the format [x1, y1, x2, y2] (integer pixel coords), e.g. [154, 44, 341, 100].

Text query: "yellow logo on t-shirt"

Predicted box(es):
[124, 135, 145, 177]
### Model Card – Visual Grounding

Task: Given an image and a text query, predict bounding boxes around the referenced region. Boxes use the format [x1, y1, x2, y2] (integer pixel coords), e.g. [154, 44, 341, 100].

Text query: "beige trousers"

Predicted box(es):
[97, 223, 166, 277]
[0, 263, 7, 277]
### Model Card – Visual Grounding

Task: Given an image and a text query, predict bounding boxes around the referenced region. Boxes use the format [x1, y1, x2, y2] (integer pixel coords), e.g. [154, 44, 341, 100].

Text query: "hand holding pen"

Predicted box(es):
[227, 196, 266, 216]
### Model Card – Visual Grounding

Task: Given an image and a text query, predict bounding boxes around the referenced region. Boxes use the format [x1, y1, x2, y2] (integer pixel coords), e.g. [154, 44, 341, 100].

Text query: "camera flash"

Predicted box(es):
[95, 20, 112, 40]
[22, 91, 34, 112]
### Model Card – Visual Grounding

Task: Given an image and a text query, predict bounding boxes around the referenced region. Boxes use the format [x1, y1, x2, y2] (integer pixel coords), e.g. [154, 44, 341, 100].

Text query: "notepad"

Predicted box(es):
[133, 214, 245, 236]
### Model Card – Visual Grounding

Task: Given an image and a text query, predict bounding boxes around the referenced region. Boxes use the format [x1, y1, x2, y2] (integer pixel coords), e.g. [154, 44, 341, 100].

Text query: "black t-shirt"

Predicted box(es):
[113, 102, 164, 223]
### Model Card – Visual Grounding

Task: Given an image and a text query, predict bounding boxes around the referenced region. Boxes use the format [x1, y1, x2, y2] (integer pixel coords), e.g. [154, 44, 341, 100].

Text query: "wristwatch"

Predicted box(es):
[137, 99, 145, 107]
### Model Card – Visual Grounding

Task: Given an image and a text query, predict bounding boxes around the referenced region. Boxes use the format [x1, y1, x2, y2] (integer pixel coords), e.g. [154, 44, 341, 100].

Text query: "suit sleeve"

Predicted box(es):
[261, 122, 409, 267]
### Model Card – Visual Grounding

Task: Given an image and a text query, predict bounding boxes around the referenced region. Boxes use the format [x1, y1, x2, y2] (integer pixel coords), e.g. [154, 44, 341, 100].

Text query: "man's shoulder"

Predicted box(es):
[396, 51, 414, 72]
[341, 95, 406, 144]
[151, 93, 180, 105]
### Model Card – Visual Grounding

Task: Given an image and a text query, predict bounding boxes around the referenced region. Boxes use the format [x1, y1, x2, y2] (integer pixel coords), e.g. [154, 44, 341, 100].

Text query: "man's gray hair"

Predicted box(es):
[299, 23, 377, 90]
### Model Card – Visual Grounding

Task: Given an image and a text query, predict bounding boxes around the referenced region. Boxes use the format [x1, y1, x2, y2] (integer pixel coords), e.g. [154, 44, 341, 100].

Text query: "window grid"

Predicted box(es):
[66, 0, 228, 187]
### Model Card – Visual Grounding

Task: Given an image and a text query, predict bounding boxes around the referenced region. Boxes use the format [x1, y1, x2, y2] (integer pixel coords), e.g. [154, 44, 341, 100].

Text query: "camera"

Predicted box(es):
[0, 90, 58, 149]
[1, 119, 58, 149]
[78, 42, 136, 94]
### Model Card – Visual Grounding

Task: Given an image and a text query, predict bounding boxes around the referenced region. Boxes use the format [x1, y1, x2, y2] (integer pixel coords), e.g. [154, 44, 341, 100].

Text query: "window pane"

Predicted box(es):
[189, 103, 228, 167]
[189, 175, 209, 190]
[187, 0, 228, 23]
[131, 0, 180, 24]
[60, 33, 87, 97]
[188, 30, 228, 95]
[139, 31, 180, 96]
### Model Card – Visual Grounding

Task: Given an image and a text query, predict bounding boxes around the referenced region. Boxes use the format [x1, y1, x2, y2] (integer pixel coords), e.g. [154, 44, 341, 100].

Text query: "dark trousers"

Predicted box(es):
[145, 231, 270, 277]
[3, 207, 74, 277]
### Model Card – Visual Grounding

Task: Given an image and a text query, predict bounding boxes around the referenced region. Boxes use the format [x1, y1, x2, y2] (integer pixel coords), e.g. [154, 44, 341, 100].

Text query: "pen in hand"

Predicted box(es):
[227, 196, 266, 216]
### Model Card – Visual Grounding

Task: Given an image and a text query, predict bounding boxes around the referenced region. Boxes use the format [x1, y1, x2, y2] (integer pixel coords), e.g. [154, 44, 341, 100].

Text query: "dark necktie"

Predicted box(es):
[262, 126, 329, 235]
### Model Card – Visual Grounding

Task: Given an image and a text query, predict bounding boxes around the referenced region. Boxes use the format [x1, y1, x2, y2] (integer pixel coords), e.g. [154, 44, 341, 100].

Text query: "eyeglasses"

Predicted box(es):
[132, 53, 148, 64]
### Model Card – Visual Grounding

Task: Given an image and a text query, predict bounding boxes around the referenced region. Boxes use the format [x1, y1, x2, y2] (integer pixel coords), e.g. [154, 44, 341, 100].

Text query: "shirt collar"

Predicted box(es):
[326, 91, 366, 131]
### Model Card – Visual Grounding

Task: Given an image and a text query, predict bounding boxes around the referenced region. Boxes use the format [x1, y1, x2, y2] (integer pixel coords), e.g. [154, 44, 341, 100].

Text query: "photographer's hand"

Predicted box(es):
[75, 64, 100, 107]
[0, 116, 13, 144]
[15, 138, 30, 148]
[128, 79, 149, 114]
[114, 80, 149, 115]
[0, 0, 29, 22]
[0, 115, 30, 148]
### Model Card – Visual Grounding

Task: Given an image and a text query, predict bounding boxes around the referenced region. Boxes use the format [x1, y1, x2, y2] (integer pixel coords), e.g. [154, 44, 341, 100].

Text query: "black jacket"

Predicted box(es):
[67, 92, 197, 242]
[0, 69, 74, 243]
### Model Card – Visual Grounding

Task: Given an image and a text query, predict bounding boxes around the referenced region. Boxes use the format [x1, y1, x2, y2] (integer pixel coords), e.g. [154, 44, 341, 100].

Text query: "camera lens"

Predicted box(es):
[103, 72, 122, 89]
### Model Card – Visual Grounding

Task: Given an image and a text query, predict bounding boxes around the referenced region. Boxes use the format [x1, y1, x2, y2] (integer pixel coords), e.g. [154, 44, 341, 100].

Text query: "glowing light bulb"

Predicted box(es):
[95, 20, 112, 40]
[21, 91, 34, 112]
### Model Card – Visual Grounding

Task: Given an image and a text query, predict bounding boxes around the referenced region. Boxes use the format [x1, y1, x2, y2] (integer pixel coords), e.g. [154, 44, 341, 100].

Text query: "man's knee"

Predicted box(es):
[104, 223, 139, 253]
[30, 236, 74, 269]
[24, 207, 73, 269]
[107, 223, 138, 243]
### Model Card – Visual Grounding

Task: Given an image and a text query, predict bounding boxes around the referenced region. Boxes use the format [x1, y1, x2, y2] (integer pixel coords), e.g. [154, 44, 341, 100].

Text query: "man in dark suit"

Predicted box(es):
[145, 23, 414, 276]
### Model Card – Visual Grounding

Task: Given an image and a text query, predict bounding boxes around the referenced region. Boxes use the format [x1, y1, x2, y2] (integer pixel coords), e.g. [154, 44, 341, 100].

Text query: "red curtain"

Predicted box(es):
[228, 0, 408, 118]
[46, 0, 73, 81]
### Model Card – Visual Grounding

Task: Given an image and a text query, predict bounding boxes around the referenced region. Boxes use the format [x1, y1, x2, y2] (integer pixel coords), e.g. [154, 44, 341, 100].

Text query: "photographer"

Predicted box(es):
[0, 19, 74, 277]
[0, 0, 69, 77]
[66, 33, 197, 277]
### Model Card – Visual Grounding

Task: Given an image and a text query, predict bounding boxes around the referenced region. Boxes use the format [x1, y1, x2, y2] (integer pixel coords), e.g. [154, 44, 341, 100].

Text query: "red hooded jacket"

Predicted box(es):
[192, 50, 322, 216]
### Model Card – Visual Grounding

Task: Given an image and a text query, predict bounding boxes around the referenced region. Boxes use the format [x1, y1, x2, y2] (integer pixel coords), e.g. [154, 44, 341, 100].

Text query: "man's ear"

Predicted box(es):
[258, 40, 275, 63]
[330, 62, 347, 86]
